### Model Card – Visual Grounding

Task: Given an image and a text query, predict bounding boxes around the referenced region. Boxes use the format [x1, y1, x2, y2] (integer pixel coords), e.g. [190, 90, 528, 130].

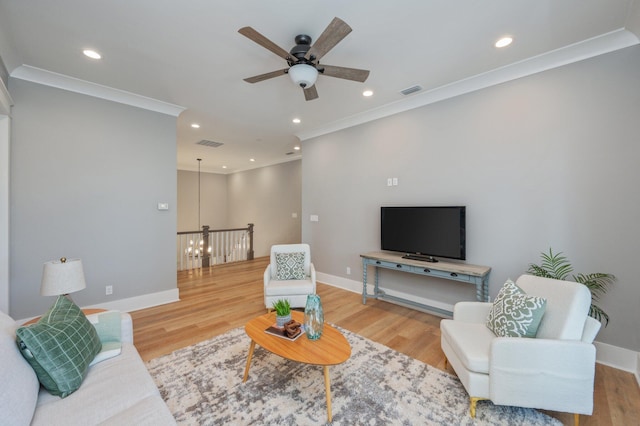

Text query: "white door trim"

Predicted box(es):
[0, 78, 13, 314]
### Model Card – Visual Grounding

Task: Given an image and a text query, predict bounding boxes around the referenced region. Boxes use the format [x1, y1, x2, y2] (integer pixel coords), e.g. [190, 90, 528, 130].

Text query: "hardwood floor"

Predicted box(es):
[130, 257, 640, 425]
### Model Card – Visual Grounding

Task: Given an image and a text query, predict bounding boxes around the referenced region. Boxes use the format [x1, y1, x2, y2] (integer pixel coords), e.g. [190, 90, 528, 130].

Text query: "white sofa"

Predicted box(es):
[0, 309, 176, 426]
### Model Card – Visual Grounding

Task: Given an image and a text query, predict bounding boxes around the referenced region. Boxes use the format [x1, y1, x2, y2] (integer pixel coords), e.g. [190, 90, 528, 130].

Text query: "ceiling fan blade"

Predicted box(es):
[238, 26, 291, 61]
[304, 85, 319, 101]
[320, 65, 370, 82]
[305, 17, 352, 61]
[243, 69, 288, 84]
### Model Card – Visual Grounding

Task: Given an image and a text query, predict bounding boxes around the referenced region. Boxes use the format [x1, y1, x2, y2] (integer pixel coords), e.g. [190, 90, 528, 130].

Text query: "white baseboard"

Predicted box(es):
[318, 271, 640, 379]
[637, 353, 640, 387]
[16, 288, 180, 324]
[85, 288, 179, 313]
[317, 272, 363, 295]
[593, 341, 640, 388]
[316, 272, 454, 315]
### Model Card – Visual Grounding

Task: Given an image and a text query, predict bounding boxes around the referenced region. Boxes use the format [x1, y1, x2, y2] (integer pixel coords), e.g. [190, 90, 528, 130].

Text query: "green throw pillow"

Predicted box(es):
[87, 311, 122, 366]
[486, 279, 547, 338]
[275, 252, 306, 280]
[16, 296, 102, 397]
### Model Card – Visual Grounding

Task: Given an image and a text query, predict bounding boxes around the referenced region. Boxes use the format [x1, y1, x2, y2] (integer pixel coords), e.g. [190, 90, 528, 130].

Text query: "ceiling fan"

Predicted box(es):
[238, 17, 370, 101]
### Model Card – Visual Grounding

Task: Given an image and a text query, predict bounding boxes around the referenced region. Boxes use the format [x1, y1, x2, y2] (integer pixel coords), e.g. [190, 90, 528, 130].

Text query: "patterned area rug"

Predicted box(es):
[146, 326, 561, 425]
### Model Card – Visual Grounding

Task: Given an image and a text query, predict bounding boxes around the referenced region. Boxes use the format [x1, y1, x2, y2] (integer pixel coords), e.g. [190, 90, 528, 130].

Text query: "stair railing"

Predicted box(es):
[177, 223, 254, 271]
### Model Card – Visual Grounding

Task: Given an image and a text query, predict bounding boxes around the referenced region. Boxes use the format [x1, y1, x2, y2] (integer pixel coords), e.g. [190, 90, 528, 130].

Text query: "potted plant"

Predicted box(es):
[526, 248, 616, 326]
[272, 299, 292, 327]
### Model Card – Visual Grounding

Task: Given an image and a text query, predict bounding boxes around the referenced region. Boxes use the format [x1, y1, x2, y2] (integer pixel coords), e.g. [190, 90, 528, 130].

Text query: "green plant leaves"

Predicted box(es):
[272, 298, 291, 316]
[534, 248, 573, 280]
[526, 248, 615, 327]
[573, 272, 615, 326]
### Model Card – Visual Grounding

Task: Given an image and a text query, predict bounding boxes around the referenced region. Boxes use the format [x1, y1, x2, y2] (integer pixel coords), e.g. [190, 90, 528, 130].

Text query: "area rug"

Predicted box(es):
[146, 326, 561, 425]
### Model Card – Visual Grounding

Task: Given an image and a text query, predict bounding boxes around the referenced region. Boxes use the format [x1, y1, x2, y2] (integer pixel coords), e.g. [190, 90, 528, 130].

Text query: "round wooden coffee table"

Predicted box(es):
[243, 310, 351, 422]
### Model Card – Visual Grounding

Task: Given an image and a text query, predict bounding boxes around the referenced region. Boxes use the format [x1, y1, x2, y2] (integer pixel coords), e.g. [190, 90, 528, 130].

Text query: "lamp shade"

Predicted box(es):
[288, 64, 318, 88]
[40, 258, 87, 296]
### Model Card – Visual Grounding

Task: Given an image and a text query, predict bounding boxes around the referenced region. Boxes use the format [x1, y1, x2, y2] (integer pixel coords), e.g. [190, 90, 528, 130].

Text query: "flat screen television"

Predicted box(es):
[380, 206, 466, 262]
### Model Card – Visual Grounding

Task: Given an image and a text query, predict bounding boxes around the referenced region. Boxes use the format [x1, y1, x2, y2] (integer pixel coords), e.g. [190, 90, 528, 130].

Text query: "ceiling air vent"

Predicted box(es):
[196, 139, 224, 148]
[400, 85, 423, 96]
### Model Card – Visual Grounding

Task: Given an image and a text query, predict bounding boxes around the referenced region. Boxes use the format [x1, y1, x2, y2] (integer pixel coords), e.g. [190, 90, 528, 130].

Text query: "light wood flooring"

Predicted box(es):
[130, 257, 640, 425]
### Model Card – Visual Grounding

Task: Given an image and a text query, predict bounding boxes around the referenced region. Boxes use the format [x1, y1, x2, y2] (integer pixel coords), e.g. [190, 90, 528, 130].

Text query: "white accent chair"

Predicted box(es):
[264, 244, 316, 310]
[440, 274, 601, 426]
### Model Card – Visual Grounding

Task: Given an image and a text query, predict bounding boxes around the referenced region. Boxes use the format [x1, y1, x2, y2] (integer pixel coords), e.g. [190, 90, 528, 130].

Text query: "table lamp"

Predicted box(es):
[40, 257, 87, 301]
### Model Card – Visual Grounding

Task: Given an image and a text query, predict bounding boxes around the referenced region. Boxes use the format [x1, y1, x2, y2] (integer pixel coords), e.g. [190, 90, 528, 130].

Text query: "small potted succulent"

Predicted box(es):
[272, 299, 292, 327]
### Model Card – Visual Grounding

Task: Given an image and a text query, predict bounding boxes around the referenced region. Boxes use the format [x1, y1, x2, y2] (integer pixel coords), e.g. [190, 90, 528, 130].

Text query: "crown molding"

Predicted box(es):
[10, 65, 185, 117]
[178, 154, 302, 175]
[296, 28, 639, 141]
[0, 77, 12, 115]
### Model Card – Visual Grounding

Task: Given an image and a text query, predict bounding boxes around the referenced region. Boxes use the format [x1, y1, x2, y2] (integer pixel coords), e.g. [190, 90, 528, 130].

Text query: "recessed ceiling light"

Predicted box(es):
[495, 37, 513, 48]
[83, 49, 101, 59]
[292, 118, 301, 124]
[222, 165, 227, 169]
[363, 90, 373, 97]
[250, 158, 255, 162]
[294, 146, 301, 151]
[191, 123, 200, 129]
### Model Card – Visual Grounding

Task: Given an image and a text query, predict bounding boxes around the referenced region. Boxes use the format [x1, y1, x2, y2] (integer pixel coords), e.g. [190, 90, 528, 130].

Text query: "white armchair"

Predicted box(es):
[264, 244, 316, 310]
[440, 274, 601, 425]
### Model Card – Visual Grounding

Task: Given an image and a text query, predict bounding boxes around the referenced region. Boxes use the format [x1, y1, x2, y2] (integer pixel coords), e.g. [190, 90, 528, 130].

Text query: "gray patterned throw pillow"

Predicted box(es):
[486, 279, 547, 338]
[275, 252, 306, 280]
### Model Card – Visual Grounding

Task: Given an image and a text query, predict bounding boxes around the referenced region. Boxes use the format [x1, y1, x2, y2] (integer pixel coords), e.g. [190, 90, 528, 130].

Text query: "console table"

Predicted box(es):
[361, 251, 491, 317]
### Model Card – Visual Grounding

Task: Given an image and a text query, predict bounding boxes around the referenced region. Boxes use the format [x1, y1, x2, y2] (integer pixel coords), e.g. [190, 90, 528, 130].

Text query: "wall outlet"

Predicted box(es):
[310, 214, 319, 222]
[346, 267, 351, 275]
[105, 285, 113, 295]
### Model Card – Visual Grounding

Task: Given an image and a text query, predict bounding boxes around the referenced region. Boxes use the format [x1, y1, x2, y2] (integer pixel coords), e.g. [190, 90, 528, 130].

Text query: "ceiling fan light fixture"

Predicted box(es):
[288, 64, 318, 88]
[238, 18, 368, 101]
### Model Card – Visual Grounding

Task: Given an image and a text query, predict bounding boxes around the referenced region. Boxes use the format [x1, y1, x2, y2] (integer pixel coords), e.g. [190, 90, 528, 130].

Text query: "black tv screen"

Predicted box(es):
[381, 206, 466, 261]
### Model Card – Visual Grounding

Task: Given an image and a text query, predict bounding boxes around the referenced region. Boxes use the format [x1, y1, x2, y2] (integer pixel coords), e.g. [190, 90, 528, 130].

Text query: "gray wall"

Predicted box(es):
[302, 45, 640, 352]
[177, 169, 227, 232]
[176, 160, 302, 258]
[9, 78, 177, 319]
[227, 160, 302, 258]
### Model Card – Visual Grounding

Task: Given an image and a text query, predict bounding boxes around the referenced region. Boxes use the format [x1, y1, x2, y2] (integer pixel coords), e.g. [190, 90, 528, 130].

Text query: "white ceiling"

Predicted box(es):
[0, 1, 639, 173]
